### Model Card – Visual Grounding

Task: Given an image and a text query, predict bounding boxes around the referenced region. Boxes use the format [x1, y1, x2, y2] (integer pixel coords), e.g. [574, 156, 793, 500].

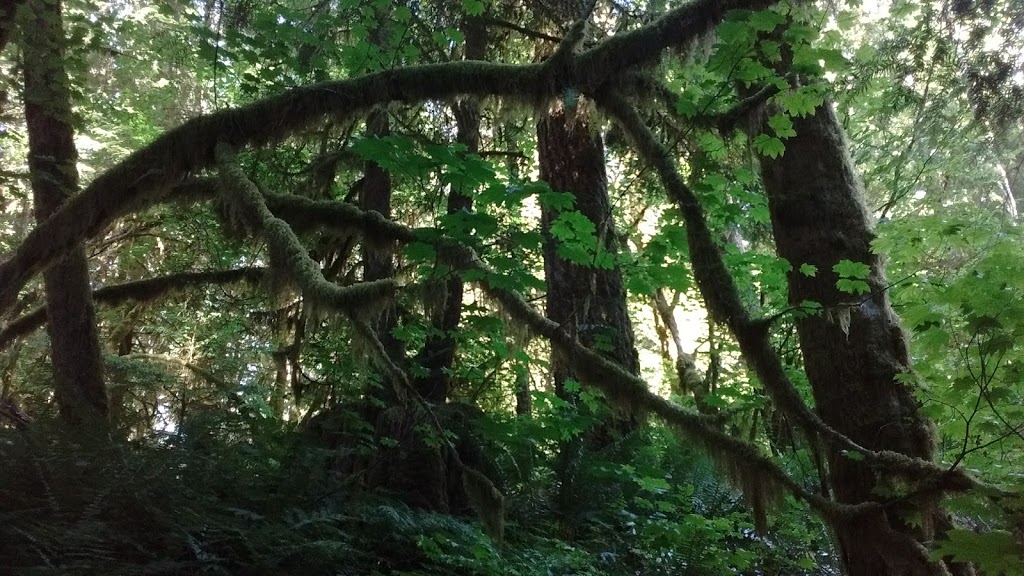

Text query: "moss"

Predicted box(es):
[462, 465, 505, 543]
[0, 0, 772, 315]
[215, 143, 398, 313]
[0, 268, 266, 352]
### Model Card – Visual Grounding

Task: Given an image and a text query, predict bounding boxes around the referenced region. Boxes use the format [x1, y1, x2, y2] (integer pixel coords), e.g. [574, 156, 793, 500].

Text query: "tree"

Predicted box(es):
[1, 0, 1023, 573]
[18, 0, 107, 429]
[755, 98, 967, 575]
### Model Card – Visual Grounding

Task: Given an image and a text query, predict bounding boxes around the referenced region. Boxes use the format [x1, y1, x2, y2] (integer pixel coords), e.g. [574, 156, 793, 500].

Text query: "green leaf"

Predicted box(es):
[557, 243, 592, 265]
[676, 92, 699, 117]
[750, 203, 771, 223]
[538, 190, 575, 211]
[753, 134, 786, 158]
[717, 21, 753, 45]
[737, 58, 774, 84]
[405, 242, 436, 261]
[760, 39, 782, 62]
[698, 133, 728, 160]
[783, 24, 818, 44]
[446, 27, 465, 45]
[833, 259, 871, 279]
[932, 530, 1024, 575]
[836, 278, 871, 294]
[768, 114, 797, 138]
[594, 251, 616, 270]
[748, 10, 786, 32]
[775, 86, 824, 117]
[461, 0, 485, 16]
[393, 5, 412, 22]
[799, 263, 817, 277]
[636, 475, 671, 493]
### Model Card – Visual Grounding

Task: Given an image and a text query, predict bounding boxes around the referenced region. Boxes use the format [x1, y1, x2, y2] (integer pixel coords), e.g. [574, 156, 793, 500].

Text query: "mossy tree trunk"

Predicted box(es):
[538, 101, 640, 406]
[19, 0, 108, 430]
[538, 99, 640, 533]
[755, 101, 970, 576]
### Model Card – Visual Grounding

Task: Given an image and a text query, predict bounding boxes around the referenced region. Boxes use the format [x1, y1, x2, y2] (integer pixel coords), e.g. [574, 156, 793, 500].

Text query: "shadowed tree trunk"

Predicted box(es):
[412, 13, 486, 404]
[538, 99, 640, 533]
[357, 107, 450, 510]
[367, 13, 500, 516]
[360, 109, 404, 371]
[538, 100, 640, 409]
[19, 0, 107, 430]
[754, 100, 971, 576]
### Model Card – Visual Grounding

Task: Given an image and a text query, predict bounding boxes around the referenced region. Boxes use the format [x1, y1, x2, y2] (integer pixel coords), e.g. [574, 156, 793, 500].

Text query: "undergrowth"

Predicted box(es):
[0, 410, 836, 575]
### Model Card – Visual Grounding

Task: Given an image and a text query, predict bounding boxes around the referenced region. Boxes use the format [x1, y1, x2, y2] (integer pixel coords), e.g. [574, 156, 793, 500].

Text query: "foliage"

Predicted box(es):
[2, 0, 1024, 572]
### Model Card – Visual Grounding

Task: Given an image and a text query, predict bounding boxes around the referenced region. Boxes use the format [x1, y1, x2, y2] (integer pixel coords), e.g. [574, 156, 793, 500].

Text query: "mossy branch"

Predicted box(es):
[0, 0, 770, 315]
[548, 0, 597, 66]
[90, 178, 996, 499]
[65, 174, 966, 525]
[214, 143, 397, 311]
[247, 193, 885, 523]
[593, 88, 980, 494]
[0, 268, 266, 352]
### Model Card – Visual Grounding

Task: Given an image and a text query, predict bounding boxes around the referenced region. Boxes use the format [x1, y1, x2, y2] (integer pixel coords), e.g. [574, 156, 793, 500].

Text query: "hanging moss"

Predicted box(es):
[215, 143, 398, 313]
[0, 0, 769, 315]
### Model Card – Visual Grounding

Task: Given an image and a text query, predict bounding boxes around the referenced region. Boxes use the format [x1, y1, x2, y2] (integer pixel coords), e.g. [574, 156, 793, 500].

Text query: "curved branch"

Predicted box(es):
[0, 0, 769, 314]
[0, 268, 267, 351]
[42, 167, 966, 522]
[215, 143, 398, 311]
[593, 88, 979, 493]
[228, 189, 882, 521]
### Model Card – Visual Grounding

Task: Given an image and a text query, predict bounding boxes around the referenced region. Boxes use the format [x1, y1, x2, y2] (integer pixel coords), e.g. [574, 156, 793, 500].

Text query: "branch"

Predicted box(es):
[0, 268, 267, 351]
[229, 188, 884, 522]
[69, 172, 969, 523]
[482, 16, 562, 43]
[551, 0, 597, 61]
[215, 143, 398, 312]
[0, 0, 769, 313]
[593, 88, 979, 493]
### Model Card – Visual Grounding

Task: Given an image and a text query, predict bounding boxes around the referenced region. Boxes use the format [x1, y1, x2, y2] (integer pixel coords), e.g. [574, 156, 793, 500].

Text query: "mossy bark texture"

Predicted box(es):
[756, 102, 969, 576]
[20, 0, 108, 429]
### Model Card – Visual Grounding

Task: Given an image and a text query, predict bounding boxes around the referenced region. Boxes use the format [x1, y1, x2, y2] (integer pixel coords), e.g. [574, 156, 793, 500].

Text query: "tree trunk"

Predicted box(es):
[538, 100, 641, 397]
[412, 14, 486, 404]
[755, 101, 969, 576]
[20, 0, 108, 430]
[538, 99, 640, 534]
[360, 110, 404, 370]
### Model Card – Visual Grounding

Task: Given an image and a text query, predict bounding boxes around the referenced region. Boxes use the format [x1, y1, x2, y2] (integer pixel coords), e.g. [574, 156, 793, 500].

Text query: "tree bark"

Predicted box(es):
[412, 14, 486, 404]
[538, 99, 640, 534]
[538, 101, 641, 394]
[20, 0, 108, 429]
[359, 109, 405, 373]
[755, 101, 969, 576]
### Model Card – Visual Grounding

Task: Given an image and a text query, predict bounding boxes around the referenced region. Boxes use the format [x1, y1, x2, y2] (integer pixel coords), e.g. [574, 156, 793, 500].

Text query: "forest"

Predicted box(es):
[0, 0, 1022, 573]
